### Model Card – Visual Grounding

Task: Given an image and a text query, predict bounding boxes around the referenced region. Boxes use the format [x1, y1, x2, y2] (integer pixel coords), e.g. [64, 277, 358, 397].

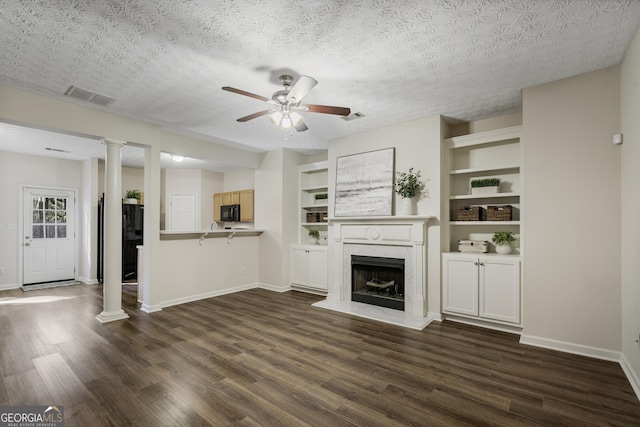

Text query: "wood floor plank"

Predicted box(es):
[0, 284, 638, 426]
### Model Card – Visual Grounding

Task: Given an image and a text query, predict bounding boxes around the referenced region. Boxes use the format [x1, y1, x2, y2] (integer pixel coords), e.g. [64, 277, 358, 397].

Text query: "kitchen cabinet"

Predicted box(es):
[239, 189, 254, 221]
[213, 193, 222, 222]
[442, 253, 520, 325]
[213, 189, 254, 222]
[290, 245, 327, 291]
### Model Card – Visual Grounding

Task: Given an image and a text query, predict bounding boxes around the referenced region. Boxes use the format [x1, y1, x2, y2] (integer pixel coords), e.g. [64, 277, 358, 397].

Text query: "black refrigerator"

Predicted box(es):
[98, 199, 144, 283]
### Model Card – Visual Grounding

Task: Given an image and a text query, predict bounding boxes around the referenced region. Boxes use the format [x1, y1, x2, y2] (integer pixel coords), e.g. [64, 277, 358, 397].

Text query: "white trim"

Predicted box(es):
[78, 276, 99, 285]
[620, 353, 640, 401]
[519, 334, 620, 362]
[156, 282, 289, 310]
[428, 311, 444, 322]
[446, 314, 522, 335]
[0, 283, 19, 291]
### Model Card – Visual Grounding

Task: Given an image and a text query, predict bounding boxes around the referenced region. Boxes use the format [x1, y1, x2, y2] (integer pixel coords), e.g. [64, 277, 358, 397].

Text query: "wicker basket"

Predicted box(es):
[457, 206, 486, 221]
[487, 205, 512, 221]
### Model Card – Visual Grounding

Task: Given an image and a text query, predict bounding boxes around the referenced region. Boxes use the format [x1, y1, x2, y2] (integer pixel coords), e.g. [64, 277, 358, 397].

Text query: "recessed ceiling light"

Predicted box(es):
[171, 154, 185, 162]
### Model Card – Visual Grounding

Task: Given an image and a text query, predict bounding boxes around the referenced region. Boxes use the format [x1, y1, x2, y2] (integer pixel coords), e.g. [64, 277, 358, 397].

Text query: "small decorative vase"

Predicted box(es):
[308, 236, 319, 245]
[399, 197, 415, 215]
[124, 198, 138, 204]
[495, 243, 512, 255]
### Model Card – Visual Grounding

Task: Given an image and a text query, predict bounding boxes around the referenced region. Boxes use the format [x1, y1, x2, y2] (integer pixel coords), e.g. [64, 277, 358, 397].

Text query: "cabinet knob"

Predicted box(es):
[479, 262, 484, 266]
[474, 261, 478, 266]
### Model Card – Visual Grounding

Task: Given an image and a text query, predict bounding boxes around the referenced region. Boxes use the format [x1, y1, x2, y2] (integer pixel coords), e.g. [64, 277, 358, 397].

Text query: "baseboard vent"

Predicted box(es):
[64, 85, 116, 106]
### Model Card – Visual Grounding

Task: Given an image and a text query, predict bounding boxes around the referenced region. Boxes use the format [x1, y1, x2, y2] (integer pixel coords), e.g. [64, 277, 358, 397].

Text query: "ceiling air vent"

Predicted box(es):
[64, 85, 116, 106]
[341, 111, 366, 121]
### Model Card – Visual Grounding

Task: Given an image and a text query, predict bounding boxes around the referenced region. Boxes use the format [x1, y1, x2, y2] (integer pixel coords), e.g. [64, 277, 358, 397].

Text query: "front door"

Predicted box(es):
[23, 187, 76, 285]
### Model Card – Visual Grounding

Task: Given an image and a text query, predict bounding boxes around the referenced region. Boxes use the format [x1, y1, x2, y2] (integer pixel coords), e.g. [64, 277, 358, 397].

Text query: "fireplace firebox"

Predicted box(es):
[351, 255, 405, 311]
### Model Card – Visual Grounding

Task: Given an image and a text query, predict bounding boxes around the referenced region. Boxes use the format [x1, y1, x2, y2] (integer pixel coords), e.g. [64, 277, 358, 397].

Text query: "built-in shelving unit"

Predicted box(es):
[441, 125, 523, 330]
[443, 125, 523, 254]
[298, 161, 329, 244]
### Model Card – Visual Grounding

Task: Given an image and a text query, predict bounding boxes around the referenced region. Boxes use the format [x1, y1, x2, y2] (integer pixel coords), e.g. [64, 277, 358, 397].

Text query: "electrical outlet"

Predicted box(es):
[242, 267, 246, 275]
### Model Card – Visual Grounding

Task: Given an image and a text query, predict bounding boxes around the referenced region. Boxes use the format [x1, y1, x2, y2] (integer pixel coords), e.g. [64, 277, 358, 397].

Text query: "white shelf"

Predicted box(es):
[450, 166, 519, 175]
[450, 192, 519, 200]
[302, 203, 328, 209]
[302, 222, 328, 226]
[301, 185, 328, 192]
[450, 221, 520, 226]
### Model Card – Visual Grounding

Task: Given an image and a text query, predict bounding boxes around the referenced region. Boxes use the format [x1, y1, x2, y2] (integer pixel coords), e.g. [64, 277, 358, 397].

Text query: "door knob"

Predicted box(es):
[25, 243, 30, 246]
[25, 236, 31, 240]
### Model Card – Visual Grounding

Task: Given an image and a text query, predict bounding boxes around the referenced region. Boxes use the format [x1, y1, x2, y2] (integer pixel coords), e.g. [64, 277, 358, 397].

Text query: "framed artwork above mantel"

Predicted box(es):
[334, 147, 395, 217]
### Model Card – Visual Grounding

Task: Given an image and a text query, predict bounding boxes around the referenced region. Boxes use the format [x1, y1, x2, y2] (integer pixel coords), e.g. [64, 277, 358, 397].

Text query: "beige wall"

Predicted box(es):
[621, 29, 640, 391]
[327, 115, 443, 316]
[522, 67, 622, 352]
[0, 151, 83, 288]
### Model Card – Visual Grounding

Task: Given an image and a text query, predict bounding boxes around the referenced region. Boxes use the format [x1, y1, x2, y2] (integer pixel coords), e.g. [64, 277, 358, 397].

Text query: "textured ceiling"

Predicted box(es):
[1, 0, 640, 163]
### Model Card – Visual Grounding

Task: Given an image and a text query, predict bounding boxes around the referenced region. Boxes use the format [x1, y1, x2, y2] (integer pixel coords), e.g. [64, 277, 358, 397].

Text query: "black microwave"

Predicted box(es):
[221, 204, 240, 222]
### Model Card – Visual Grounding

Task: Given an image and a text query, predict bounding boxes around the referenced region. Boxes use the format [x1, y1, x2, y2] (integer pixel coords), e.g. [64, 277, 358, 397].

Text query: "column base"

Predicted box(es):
[95, 310, 129, 323]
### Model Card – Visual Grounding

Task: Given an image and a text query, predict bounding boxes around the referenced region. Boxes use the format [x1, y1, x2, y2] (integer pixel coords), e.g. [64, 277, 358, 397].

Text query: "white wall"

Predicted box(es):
[327, 115, 442, 315]
[155, 235, 260, 308]
[522, 67, 622, 354]
[201, 169, 224, 226]
[0, 151, 83, 288]
[621, 29, 640, 394]
[223, 169, 255, 192]
[98, 163, 145, 200]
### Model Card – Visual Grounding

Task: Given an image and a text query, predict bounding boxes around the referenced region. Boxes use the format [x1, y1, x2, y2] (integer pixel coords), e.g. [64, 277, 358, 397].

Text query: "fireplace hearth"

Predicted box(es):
[351, 255, 405, 311]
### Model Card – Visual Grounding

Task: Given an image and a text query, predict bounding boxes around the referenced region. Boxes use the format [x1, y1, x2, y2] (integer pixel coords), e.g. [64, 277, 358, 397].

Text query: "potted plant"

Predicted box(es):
[125, 189, 141, 204]
[314, 193, 328, 205]
[395, 168, 424, 215]
[492, 231, 515, 254]
[470, 178, 500, 195]
[308, 229, 320, 245]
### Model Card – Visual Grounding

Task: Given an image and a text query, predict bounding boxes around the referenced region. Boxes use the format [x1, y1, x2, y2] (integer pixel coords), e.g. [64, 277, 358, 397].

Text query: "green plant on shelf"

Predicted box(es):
[470, 178, 500, 188]
[314, 193, 328, 200]
[395, 168, 424, 198]
[308, 229, 320, 239]
[492, 231, 515, 245]
[126, 189, 141, 200]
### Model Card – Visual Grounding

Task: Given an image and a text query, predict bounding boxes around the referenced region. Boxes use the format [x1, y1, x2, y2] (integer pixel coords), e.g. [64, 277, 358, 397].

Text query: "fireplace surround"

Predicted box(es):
[313, 215, 433, 330]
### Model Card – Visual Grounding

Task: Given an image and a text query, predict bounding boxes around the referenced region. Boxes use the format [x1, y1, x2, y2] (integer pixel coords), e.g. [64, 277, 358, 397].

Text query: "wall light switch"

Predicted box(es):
[7, 223, 16, 230]
[613, 133, 623, 145]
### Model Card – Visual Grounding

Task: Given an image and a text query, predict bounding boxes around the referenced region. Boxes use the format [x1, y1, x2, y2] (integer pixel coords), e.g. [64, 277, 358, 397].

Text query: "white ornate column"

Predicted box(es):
[96, 139, 130, 323]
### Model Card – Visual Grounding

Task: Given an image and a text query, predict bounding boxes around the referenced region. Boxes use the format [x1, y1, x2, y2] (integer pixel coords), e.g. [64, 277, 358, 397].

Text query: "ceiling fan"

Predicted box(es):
[222, 74, 351, 133]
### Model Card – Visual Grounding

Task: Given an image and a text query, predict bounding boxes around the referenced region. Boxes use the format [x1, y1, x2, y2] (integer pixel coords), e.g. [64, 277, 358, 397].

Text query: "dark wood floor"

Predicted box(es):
[0, 284, 639, 426]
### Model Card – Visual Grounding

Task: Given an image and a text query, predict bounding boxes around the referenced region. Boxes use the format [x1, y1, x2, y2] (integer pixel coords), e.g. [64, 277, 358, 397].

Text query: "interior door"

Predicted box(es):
[23, 187, 75, 285]
[169, 193, 198, 231]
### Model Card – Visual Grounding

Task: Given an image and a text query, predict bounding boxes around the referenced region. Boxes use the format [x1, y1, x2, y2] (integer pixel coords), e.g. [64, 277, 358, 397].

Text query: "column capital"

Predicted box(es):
[102, 138, 127, 147]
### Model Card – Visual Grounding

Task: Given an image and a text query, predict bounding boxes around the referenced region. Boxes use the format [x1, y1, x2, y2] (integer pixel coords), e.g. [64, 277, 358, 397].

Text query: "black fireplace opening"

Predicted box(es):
[351, 255, 405, 311]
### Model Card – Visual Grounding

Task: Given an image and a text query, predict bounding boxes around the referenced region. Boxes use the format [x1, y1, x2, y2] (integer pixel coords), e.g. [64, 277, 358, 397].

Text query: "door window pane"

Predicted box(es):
[46, 198, 56, 209]
[46, 225, 56, 238]
[57, 225, 67, 238]
[45, 210, 56, 223]
[56, 198, 66, 210]
[33, 225, 44, 239]
[33, 210, 43, 223]
[33, 197, 44, 209]
[56, 211, 67, 223]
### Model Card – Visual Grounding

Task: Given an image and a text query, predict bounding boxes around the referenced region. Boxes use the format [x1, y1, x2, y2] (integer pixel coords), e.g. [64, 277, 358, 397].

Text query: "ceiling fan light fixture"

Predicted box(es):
[171, 154, 185, 162]
[280, 114, 292, 130]
[269, 111, 283, 126]
[290, 112, 304, 127]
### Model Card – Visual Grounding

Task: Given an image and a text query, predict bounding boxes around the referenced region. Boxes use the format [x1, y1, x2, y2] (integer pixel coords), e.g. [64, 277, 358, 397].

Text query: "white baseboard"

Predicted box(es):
[0, 283, 19, 291]
[428, 311, 443, 322]
[519, 334, 621, 362]
[78, 276, 99, 285]
[257, 283, 292, 293]
[159, 283, 258, 309]
[140, 303, 162, 313]
[620, 353, 640, 401]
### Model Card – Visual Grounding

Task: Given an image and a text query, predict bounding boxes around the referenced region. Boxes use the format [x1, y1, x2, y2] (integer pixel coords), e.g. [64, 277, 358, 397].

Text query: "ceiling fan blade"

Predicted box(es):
[303, 104, 351, 116]
[286, 75, 318, 103]
[222, 86, 269, 102]
[237, 110, 272, 122]
[294, 120, 308, 132]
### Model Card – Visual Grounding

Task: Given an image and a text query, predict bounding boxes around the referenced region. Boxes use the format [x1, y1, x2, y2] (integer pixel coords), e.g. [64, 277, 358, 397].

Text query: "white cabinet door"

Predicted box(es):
[307, 247, 327, 290]
[289, 245, 327, 290]
[290, 246, 309, 286]
[442, 254, 479, 316]
[479, 258, 520, 323]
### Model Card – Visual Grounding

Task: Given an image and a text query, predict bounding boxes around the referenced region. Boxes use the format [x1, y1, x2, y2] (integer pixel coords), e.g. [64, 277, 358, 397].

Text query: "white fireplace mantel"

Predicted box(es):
[313, 215, 434, 330]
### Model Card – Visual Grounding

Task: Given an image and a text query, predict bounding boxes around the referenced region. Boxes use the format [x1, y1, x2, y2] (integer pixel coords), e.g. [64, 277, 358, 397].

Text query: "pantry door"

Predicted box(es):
[23, 187, 76, 285]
